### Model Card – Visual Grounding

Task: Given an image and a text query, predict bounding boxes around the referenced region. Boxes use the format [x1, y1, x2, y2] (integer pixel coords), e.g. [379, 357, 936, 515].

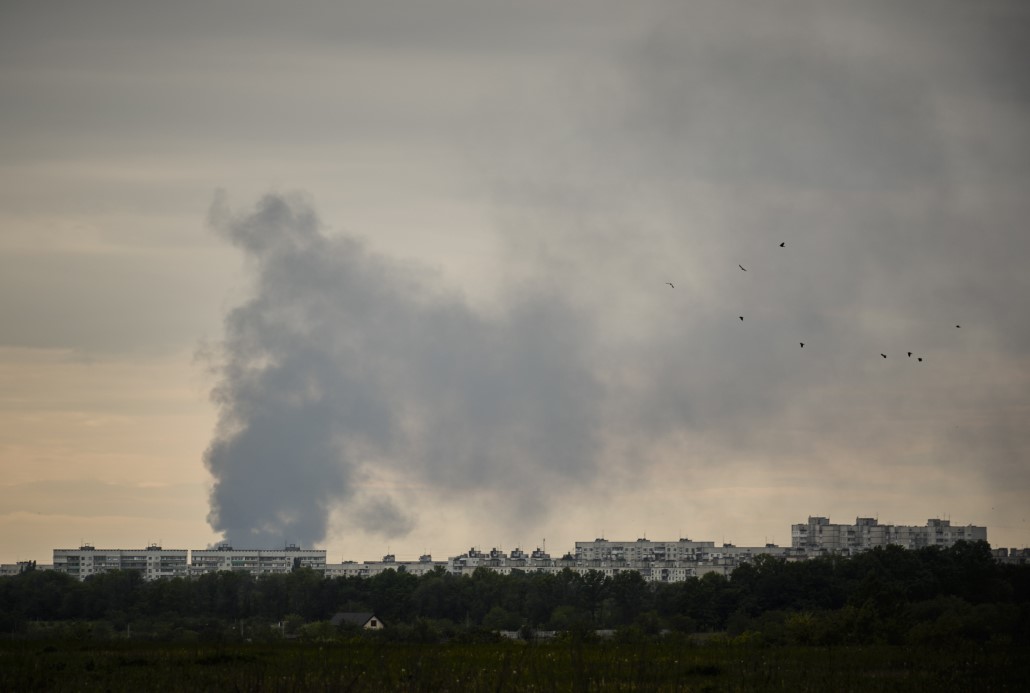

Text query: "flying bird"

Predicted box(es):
[800, 342, 804, 348]
[779, 242, 786, 247]
[881, 353, 887, 359]
[739, 316, 744, 321]
[908, 352, 912, 357]
[666, 282, 675, 288]
[918, 357, 923, 362]
[739, 264, 747, 271]
[956, 325, 961, 328]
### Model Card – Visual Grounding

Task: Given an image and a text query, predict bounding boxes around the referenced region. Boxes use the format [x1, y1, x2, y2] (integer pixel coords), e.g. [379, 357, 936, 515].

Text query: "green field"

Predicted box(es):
[2, 639, 1027, 692]
[4, 544, 1028, 690]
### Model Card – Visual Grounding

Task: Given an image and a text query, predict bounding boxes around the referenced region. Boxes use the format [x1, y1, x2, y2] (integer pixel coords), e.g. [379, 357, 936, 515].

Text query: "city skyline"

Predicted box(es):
[9, 514, 1002, 568]
[24, 514, 1004, 587]
[3, 1, 1030, 566]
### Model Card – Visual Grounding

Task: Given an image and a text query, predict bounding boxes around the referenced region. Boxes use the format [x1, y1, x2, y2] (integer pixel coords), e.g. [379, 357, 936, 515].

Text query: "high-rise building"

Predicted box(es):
[189, 544, 326, 576]
[52, 544, 188, 581]
[325, 553, 446, 578]
[37, 515, 991, 585]
[575, 537, 717, 562]
[791, 516, 987, 554]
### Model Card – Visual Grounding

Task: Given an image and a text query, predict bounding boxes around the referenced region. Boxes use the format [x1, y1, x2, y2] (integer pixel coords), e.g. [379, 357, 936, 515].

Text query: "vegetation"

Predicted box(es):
[0, 541, 1027, 648]
[2, 542, 1028, 690]
[1, 639, 1028, 691]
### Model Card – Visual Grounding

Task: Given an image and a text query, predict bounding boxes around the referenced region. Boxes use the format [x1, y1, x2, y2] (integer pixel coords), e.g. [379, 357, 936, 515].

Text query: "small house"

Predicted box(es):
[330, 612, 384, 630]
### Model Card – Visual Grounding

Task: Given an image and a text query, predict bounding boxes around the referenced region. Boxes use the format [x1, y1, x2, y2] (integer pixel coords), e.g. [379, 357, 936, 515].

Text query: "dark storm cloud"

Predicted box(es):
[204, 192, 603, 547]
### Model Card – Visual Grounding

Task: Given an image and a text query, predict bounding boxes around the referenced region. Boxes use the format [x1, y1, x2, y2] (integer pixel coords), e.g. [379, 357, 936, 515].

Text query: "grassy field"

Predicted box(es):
[1, 638, 1027, 691]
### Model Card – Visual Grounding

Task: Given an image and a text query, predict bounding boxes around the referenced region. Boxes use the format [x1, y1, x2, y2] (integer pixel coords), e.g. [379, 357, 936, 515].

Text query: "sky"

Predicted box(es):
[2, 0, 1029, 565]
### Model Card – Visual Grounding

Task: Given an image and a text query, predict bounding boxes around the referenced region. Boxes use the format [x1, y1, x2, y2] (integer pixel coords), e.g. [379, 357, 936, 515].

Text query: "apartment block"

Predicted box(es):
[571, 539, 804, 582]
[575, 538, 717, 563]
[325, 553, 447, 578]
[0, 561, 38, 576]
[791, 516, 987, 554]
[52, 545, 188, 581]
[189, 544, 326, 576]
[33, 514, 993, 585]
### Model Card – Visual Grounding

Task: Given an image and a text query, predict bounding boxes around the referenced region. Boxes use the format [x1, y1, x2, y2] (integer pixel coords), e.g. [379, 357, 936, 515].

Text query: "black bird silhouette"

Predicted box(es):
[881, 353, 887, 358]
[918, 357, 923, 362]
[908, 352, 912, 357]
[739, 316, 744, 321]
[739, 264, 747, 271]
[666, 282, 674, 288]
[800, 342, 804, 348]
[956, 325, 961, 328]
[779, 242, 786, 247]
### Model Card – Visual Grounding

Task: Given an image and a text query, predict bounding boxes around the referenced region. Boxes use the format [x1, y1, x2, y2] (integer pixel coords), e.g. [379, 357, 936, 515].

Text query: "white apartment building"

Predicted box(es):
[325, 554, 447, 578]
[575, 538, 718, 563]
[447, 547, 565, 577]
[572, 538, 801, 582]
[441, 544, 790, 582]
[791, 516, 988, 554]
[52, 545, 189, 581]
[34, 516, 992, 585]
[49, 544, 327, 580]
[189, 544, 326, 576]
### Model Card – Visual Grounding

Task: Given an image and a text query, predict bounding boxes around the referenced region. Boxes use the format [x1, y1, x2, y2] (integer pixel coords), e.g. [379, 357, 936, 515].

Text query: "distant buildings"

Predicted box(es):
[992, 547, 1030, 565]
[52, 543, 324, 582]
[39, 516, 1001, 583]
[342, 542, 802, 584]
[451, 518, 991, 583]
[190, 544, 326, 576]
[792, 516, 988, 554]
[52, 545, 188, 581]
[572, 538, 801, 581]
[0, 561, 40, 576]
[324, 553, 443, 578]
[448, 546, 559, 577]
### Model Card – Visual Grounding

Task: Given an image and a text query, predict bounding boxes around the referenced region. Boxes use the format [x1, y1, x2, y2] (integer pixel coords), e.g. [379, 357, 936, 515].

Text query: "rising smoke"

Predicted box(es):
[203, 191, 604, 548]
[201, 2, 1030, 550]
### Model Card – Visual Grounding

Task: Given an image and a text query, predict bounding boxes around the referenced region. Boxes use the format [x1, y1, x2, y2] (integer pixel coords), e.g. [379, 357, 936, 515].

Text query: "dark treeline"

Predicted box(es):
[2, 541, 1028, 645]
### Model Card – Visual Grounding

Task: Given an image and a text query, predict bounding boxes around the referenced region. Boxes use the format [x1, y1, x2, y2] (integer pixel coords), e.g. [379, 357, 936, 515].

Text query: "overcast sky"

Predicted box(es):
[2, 0, 1029, 564]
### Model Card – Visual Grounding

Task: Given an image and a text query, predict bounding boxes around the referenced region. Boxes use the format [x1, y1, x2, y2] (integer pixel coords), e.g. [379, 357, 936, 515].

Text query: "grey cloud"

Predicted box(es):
[0, 0, 628, 58]
[347, 496, 414, 540]
[470, 1, 1030, 499]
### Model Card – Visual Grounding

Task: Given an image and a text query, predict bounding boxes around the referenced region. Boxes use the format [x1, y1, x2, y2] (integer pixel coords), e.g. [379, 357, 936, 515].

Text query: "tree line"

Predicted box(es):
[2, 541, 1028, 644]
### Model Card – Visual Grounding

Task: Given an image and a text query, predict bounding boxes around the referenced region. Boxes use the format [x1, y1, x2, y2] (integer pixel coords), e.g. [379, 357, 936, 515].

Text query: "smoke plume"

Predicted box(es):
[203, 191, 603, 547]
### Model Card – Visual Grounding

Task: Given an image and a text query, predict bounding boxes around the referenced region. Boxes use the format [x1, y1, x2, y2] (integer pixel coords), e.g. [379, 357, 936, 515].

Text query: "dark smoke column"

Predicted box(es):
[203, 192, 604, 549]
[204, 192, 398, 547]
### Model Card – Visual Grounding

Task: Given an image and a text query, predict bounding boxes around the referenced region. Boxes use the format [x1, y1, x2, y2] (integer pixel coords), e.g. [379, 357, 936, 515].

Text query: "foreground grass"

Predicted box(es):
[1, 639, 1027, 692]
